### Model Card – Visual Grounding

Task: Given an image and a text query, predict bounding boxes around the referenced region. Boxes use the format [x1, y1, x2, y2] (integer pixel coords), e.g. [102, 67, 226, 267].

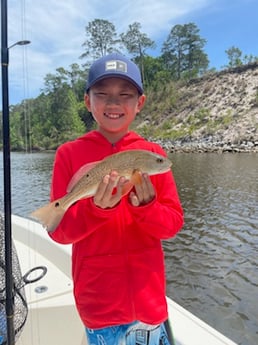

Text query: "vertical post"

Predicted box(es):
[1, 0, 15, 344]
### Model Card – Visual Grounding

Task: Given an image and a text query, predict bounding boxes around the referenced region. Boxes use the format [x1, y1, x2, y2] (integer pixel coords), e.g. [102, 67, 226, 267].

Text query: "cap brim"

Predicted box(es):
[86, 74, 143, 94]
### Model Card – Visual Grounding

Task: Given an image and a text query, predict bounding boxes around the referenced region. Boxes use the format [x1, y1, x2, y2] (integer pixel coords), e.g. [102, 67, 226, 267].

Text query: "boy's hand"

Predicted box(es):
[129, 173, 155, 207]
[93, 171, 127, 209]
[93, 171, 155, 209]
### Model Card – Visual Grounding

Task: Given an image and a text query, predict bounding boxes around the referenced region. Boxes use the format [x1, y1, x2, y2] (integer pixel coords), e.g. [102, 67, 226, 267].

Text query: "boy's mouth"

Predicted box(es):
[104, 112, 123, 119]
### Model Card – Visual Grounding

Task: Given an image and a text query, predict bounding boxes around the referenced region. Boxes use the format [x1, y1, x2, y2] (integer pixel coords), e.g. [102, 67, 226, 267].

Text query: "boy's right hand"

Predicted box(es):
[93, 171, 127, 209]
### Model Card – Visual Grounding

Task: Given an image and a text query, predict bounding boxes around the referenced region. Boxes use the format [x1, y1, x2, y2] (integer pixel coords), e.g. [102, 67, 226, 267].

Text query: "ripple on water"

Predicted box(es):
[165, 153, 258, 345]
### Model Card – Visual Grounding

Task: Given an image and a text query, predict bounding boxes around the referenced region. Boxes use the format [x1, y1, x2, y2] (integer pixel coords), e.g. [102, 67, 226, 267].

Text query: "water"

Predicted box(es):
[166, 153, 258, 345]
[0, 152, 257, 345]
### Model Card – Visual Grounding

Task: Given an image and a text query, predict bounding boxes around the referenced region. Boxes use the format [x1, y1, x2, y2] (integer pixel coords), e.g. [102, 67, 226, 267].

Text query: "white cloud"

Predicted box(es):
[6, 0, 212, 103]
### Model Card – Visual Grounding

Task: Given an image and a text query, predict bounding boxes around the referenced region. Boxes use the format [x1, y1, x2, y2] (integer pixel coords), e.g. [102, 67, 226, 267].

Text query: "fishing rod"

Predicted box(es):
[1, 1, 30, 344]
[1, 1, 15, 343]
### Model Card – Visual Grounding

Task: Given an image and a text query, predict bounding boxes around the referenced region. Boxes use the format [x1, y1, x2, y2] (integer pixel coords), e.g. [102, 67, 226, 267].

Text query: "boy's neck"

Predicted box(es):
[97, 128, 129, 145]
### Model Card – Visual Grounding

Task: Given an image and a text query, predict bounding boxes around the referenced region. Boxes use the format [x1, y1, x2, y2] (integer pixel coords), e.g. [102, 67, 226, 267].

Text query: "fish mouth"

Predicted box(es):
[104, 112, 124, 119]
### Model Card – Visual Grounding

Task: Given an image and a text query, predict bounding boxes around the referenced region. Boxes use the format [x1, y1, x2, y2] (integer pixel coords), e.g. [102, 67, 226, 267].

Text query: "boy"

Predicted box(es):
[49, 53, 183, 344]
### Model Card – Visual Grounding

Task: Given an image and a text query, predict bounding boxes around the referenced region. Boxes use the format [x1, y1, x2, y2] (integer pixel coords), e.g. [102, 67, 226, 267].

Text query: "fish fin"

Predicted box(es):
[67, 161, 100, 192]
[30, 200, 66, 232]
[131, 169, 143, 185]
[121, 170, 142, 196]
[121, 182, 134, 196]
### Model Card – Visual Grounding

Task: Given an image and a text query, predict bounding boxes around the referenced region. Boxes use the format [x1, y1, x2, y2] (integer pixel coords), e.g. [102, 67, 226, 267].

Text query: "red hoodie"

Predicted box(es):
[49, 130, 183, 329]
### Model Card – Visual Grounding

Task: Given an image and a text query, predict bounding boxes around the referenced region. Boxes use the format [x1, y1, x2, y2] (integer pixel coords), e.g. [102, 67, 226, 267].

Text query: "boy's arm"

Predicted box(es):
[49, 146, 119, 244]
[127, 170, 184, 239]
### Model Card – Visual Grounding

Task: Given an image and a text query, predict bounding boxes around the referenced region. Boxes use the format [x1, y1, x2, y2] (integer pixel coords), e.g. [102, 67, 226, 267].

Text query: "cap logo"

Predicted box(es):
[105, 60, 127, 73]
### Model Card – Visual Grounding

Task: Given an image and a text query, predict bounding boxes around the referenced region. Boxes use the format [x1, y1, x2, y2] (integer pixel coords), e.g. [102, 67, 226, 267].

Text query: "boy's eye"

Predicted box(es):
[121, 92, 135, 97]
[95, 92, 107, 96]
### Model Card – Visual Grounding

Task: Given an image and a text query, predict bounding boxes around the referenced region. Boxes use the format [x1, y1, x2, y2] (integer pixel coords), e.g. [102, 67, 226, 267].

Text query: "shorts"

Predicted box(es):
[85, 320, 174, 345]
[0, 305, 6, 345]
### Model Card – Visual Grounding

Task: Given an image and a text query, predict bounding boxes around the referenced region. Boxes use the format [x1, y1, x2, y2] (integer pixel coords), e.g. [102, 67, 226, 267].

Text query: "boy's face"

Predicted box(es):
[84, 77, 146, 142]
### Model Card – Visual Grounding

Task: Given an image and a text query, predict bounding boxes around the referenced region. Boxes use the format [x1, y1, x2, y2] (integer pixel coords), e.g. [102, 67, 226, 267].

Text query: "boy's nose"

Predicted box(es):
[106, 96, 120, 105]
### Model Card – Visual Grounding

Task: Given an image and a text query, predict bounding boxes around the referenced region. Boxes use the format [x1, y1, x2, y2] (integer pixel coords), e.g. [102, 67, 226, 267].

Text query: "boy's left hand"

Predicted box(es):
[129, 173, 156, 207]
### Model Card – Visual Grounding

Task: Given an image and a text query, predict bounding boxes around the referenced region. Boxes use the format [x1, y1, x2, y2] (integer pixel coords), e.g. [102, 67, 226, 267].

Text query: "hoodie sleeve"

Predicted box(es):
[126, 142, 184, 239]
[48, 144, 119, 244]
[127, 169, 184, 240]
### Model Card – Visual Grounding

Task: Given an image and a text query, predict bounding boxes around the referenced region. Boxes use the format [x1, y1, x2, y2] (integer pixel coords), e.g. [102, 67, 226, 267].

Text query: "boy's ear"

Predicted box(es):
[137, 94, 146, 112]
[84, 94, 91, 111]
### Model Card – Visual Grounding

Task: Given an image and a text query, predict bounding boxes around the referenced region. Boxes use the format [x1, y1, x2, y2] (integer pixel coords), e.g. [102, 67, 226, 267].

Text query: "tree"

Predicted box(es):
[9, 106, 24, 150]
[49, 86, 85, 145]
[162, 24, 185, 79]
[242, 54, 257, 64]
[34, 68, 86, 149]
[120, 22, 155, 57]
[80, 19, 120, 61]
[184, 23, 209, 77]
[65, 63, 87, 101]
[140, 56, 168, 89]
[225, 46, 242, 68]
[28, 94, 51, 148]
[43, 67, 69, 94]
[162, 23, 209, 79]
[120, 22, 155, 84]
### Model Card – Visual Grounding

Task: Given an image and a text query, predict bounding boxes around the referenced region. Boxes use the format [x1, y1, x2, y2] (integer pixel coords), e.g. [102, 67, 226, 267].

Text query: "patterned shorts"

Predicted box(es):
[85, 320, 174, 345]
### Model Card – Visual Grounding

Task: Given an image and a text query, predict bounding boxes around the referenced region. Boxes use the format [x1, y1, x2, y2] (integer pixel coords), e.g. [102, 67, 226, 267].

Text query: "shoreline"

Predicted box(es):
[1, 138, 258, 154]
[153, 138, 258, 153]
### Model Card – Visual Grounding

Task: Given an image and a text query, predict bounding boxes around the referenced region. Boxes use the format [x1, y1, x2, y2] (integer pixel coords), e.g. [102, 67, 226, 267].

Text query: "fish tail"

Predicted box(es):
[30, 200, 66, 232]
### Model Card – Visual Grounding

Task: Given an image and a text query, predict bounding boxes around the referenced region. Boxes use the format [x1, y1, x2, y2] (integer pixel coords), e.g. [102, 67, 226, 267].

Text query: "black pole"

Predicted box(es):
[1, 0, 15, 344]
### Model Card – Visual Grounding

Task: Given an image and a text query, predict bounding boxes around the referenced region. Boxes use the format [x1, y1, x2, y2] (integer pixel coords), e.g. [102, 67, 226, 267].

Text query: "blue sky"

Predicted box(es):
[3, 0, 258, 105]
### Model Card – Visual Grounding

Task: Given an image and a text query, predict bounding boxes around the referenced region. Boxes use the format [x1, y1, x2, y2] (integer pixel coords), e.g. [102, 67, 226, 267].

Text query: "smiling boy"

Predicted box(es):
[49, 53, 183, 344]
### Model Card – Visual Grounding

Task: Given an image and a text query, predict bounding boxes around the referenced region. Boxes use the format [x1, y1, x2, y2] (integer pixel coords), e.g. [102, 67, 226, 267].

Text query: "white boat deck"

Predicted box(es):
[12, 215, 237, 345]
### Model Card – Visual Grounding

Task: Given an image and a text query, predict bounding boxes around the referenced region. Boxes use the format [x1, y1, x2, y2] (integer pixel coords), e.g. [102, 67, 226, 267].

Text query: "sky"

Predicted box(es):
[2, 0, 258, 105]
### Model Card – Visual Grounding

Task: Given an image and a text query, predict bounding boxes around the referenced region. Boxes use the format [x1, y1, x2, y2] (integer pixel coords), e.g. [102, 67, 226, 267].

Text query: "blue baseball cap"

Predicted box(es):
[86, 53, 143, 94]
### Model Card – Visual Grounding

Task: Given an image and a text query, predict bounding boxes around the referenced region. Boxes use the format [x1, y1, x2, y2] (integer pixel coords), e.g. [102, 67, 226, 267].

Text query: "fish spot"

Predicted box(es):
[156, 158, 164, 163]
[55, 202, 60, 208]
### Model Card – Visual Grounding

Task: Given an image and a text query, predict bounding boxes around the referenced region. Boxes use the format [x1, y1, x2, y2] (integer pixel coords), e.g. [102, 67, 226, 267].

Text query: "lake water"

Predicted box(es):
[0, 151, 257, 345]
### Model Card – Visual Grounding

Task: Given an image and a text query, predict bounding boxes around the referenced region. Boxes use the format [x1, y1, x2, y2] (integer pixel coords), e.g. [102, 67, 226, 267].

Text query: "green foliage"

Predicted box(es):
[80, 19, 120, 60]
[140, 80, 176, 121]
[161, 23, 209, 80]
[225, 46, 243, 68]
[120, 22, 155, 84]
[120, 22, 155, 57]
[142, 56, 172, 90]
[6, 65, 87, 151]
[201, 110, 234, 136]
[188, 108, 210, 125]
[221, 110, 233, 126]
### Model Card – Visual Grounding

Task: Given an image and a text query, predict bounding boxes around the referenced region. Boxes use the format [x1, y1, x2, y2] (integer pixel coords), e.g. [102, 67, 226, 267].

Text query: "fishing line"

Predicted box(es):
[19, 5, 51, 344]
[13, 1, 44, 342]
[20, 0, 32, 153]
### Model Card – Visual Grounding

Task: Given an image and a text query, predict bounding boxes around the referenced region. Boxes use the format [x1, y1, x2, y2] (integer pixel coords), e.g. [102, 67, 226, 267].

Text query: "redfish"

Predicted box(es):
[30, 150, 172, 232]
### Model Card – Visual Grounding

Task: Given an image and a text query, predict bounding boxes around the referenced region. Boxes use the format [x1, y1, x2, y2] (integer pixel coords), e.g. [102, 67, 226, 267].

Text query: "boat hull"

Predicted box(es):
[12, 215, 236, 345]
